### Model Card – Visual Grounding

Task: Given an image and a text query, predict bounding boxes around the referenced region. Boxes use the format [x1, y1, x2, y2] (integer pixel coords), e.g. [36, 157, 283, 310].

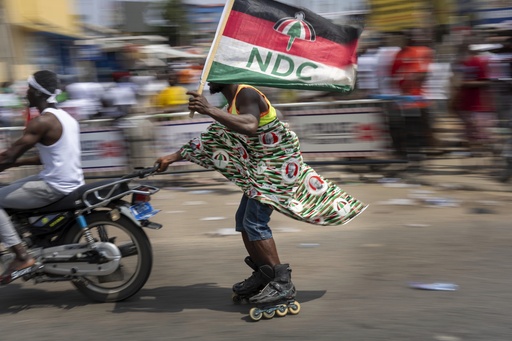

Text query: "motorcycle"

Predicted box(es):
[0, 165, 162, 302]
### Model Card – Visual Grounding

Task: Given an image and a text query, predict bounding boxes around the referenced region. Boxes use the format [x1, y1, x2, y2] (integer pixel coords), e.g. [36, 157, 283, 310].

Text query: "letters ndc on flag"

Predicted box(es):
[205, 0, 363, 93]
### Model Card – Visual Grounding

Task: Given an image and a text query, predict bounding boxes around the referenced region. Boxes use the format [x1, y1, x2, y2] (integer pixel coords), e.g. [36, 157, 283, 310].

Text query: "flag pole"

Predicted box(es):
[189, 0, 235, 118]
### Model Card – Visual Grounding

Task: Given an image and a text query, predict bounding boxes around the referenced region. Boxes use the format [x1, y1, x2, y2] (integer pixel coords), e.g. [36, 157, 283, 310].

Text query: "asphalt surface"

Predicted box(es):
[1, 158, 512, 340]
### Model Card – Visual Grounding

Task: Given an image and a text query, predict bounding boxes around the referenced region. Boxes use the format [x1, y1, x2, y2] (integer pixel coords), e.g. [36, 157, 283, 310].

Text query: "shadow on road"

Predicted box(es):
[111, 283, 326, 316]
[0, 282, 326, 321]
[0, 283, 90, 313]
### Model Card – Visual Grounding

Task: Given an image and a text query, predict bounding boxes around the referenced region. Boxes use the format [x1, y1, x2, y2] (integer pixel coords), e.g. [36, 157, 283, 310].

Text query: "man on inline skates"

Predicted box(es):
[156, 83, 297, 305]
[156, 82, 367, 309]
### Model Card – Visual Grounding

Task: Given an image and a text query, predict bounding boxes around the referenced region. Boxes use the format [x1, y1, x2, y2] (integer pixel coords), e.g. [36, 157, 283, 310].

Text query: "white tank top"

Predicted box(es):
[36, 108, 84, 194]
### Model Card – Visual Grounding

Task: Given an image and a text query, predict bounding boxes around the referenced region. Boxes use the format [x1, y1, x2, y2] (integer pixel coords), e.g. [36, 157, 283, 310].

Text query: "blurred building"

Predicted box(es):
[1, 0, 507, 84]
[75, 0, 118, 28]
[76, 0, 369, 45]
[279, 0, 369, 16]
[366, 0, 511, 34]
[367, 0, 455, 33]
[457, 0, 512, 27]
[0, 0, 84, 82]
[186, 3, 223, 45]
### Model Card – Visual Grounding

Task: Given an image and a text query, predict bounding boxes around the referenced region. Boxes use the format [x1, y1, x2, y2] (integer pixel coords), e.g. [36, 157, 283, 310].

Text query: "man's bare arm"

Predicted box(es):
[155, 151, 184, 173]
[187, 89, 260, 135]
[12, 156, 41, 167]
[0, 117, 47, 171]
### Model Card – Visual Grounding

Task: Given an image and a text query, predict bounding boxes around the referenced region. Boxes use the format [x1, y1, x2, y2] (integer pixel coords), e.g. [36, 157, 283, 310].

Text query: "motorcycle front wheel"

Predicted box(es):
[64, 211, 153, 302]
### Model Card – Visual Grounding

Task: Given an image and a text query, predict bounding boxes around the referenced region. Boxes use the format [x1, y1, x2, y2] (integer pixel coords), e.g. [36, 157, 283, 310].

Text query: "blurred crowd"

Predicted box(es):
[0, 60, 225, 126]
[354, 24, 512, 158]
[0, 56, 338, 127]
[0, 23, 511, 165]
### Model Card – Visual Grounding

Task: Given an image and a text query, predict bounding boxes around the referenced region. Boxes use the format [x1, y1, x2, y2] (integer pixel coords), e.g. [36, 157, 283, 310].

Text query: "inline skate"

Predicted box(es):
[247, 264, 301, 321]
[232, 257, 271, 304]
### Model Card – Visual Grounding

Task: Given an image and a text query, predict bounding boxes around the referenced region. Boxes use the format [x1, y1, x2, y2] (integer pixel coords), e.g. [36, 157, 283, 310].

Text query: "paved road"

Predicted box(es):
[1, 169, 512, 341]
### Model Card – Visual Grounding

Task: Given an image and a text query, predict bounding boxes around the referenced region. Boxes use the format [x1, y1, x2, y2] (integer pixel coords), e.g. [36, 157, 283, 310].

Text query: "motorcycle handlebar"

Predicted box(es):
[123, 163, 160, 179]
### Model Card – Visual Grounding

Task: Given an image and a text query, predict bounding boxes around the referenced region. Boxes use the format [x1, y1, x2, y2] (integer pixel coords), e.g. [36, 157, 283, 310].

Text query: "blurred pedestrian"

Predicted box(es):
[374, 36, 401, 96]
[390, 28, 436, 151]
[355, 32, 381, 98]
[58, 82, 103, 121]
[102, 73, 138, 118]
[450, 39, 496, 153]
[488, 36, 512, 124]
[153, 71, 188, 114]
[487, 36, 512, 181]
[0, 82, 22, 126]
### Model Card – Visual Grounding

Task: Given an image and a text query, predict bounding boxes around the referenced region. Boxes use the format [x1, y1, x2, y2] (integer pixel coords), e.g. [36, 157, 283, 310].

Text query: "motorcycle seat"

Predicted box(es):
[8, 179, 131, 215]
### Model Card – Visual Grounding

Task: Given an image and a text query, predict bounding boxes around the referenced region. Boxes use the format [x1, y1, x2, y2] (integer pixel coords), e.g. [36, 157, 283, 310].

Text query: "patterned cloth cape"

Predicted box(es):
[180, 119, 367, 226]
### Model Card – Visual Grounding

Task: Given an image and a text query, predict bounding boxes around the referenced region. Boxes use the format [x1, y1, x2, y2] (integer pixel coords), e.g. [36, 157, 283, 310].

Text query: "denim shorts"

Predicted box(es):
[235, 195, 273, 241]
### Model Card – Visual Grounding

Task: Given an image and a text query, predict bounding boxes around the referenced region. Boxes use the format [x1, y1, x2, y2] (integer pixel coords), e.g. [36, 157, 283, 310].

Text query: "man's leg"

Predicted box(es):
[0, 176, 64, 284]
[233, 195, 281, 296]
[235, 195, 254, 259]
[0, 189, 35, 283]
[242, 197, 295, 304]
[233, 195, 265, 296]
[241, 231, 281, 267]
[240, 197, 280, 267]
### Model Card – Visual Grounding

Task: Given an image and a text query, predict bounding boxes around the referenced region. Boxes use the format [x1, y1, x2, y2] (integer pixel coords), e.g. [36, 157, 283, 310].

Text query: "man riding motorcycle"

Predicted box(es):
[0, 70, 84, 284]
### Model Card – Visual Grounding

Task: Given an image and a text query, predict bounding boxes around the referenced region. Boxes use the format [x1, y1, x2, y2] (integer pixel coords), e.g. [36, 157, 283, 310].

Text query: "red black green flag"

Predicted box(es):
[203, 0, 363, 93]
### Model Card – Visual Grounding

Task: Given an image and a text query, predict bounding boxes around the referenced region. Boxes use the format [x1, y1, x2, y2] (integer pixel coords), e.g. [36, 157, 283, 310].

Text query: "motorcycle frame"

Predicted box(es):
[74, 178, 160, 247]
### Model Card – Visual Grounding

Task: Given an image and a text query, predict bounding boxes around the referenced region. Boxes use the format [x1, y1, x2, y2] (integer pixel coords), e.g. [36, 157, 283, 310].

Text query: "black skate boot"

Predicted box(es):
[248, 264, 300, 321]
[232, 257, 272, 304]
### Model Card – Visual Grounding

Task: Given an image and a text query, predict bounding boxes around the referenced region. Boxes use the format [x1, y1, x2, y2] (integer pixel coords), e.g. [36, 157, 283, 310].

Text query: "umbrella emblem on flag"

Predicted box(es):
[332, 198, 351, 218]
[212, 150, 229, 169]
[274, 12, 316, 51]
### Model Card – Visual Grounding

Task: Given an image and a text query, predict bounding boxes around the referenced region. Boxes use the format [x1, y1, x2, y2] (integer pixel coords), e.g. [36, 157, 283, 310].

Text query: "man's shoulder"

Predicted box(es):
[25, 112, 58, 135]
[238, 85, 261, 96]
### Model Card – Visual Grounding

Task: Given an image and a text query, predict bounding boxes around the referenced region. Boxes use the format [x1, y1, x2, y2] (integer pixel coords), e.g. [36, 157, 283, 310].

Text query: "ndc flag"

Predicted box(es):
[204, 0, 363, 93]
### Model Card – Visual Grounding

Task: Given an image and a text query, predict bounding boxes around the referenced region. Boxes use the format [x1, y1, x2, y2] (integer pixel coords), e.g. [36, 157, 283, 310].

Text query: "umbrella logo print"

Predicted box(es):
[274, 12, 316, 51]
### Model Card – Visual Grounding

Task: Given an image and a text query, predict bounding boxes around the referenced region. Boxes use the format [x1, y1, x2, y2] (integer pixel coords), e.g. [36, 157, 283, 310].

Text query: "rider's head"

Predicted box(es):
[27, 70, 61, 108]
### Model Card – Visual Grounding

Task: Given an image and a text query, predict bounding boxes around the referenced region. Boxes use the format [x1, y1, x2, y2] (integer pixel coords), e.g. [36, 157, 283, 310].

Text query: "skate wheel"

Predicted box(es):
[232, 293, 242, 304]
[275, 304, 288, 317]
[288, 301, 301, 315]
[232, 293, 250, 305]
[249, 307, 262, 321]
[263, 310, 275, 319]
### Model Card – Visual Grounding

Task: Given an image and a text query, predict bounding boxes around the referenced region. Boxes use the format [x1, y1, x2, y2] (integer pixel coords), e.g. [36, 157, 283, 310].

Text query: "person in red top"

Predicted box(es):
[390, 29, 435, 153]
[451, 41, 495, 150]
[391, 40, 433, 97]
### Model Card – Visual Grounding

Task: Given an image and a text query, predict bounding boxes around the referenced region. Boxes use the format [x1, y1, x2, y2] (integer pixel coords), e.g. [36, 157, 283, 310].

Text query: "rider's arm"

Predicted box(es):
[11, 156, 41, 167]
[0, 117, 46, 171]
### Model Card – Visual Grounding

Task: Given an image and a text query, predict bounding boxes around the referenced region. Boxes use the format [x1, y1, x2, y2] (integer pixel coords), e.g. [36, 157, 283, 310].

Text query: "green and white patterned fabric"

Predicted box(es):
[180, 119, 367, 226]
